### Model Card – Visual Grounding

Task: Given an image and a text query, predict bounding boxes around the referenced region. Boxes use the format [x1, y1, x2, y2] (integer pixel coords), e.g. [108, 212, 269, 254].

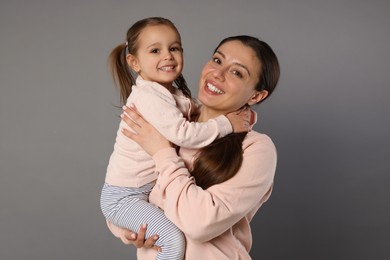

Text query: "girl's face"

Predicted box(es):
[198, 40, 267, 117]
[127, 25, 183, 89]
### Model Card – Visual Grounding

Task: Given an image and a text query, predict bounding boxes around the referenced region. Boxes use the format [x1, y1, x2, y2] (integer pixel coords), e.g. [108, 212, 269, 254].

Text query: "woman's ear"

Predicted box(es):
[247, 90, 268, 105]
[126, 54, 140, 73]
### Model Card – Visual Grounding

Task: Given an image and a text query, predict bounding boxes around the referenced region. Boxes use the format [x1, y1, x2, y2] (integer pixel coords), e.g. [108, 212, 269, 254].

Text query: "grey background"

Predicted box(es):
[1, 0, 389, 259]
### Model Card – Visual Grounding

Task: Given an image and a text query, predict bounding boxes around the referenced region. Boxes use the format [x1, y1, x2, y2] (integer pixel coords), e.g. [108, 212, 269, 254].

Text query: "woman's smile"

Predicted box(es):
[205, 81, 225, 94]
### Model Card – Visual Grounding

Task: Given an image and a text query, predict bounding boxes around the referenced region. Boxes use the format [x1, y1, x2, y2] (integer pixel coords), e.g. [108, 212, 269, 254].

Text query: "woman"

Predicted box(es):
[108, 35, 280, 260]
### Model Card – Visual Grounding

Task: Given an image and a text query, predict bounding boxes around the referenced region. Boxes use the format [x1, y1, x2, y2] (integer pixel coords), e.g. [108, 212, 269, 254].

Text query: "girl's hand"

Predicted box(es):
[121, 105, 172, 156]
[226, 106, 252, 133]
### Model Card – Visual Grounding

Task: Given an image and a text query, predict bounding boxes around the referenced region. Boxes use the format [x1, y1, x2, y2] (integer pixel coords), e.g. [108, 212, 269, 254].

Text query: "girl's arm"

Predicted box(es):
[129, 82, 249, 149]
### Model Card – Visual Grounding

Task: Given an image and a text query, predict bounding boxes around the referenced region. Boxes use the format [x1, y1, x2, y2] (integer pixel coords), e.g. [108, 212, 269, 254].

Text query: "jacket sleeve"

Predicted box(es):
[149, 133, 277, 242]
[129, 85, 232, 149]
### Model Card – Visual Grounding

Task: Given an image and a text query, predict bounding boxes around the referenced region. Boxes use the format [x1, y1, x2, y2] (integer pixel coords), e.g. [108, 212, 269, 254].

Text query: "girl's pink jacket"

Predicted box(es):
[105, 77, 232, 188]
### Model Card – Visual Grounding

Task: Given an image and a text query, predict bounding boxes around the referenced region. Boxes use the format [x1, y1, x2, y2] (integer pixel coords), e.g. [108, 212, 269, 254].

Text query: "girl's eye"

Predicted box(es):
[151, 49, 159, 53]
[170, 46, 181, 52]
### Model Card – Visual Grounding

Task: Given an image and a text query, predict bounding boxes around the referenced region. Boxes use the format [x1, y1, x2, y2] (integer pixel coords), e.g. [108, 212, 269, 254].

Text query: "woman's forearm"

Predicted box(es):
[150, 133, 277, 242]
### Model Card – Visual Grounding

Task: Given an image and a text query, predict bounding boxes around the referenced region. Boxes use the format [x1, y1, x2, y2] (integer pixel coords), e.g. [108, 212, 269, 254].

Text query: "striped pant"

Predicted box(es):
[100, 183, 185, 260]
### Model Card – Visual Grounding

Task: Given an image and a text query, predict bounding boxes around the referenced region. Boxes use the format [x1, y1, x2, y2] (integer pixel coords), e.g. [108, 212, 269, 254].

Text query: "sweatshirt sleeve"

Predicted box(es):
[149, 133, 277, 242]
[129, 84, 232, 149]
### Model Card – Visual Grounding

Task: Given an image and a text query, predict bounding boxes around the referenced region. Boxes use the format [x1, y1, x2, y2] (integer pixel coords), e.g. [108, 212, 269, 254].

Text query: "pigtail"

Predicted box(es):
[174, 74, 192, 98]
[108, 43, 136, 105]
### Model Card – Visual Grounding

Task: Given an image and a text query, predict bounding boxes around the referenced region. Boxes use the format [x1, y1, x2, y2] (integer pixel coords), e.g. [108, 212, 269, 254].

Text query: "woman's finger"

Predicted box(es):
[123, 105, 145, 126]
[122, 104, 171, 155]
[121, 229, 137, 245]
[133, 224, 161, 251]
[121, 113, 140, 131]
[132, 224, 147, 248]
[144, 234, 160, 249]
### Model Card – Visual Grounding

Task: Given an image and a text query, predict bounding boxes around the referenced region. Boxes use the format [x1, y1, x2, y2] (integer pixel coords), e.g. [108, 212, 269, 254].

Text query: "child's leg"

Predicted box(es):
[101, 183, 185, 260]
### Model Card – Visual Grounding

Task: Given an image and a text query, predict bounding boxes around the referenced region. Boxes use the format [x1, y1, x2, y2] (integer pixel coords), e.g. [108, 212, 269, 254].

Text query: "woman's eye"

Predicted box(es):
[212, 57, 221, 64]
[232, 70, 243, 78]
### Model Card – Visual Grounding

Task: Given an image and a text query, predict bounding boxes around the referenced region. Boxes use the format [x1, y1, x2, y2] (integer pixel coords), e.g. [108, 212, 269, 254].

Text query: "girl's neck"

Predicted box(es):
[139, 75, 175, 93]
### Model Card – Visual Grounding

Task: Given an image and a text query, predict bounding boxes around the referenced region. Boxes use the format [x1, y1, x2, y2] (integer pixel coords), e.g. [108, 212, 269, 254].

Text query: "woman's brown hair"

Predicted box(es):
[108, 17, 191, 105]
[191, 35, 280, 189]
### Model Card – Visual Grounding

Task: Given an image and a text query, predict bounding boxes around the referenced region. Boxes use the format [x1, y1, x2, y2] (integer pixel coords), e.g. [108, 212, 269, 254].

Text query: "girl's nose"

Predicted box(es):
[163, 50, 174, 60]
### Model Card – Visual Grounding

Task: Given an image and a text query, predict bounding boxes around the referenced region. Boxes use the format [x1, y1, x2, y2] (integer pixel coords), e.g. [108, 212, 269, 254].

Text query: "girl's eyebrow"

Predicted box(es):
[147, 41, 182, 49]
[215, 50, 251, 76]
[146, 42, 160, 49]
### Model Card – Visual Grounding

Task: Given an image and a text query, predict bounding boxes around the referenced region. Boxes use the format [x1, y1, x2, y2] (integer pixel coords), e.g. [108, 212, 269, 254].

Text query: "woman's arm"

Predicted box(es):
[150, 134, 276, 242]
[122, 107, 277, 242]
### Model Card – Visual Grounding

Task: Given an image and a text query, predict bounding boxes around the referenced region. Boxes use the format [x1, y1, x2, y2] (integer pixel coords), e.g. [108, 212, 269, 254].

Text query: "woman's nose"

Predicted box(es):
[212, 67, 225, 81]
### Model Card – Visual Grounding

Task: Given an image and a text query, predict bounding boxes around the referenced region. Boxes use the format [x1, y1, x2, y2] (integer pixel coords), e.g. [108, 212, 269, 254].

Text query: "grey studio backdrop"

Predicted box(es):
[0, 0, 389, 259]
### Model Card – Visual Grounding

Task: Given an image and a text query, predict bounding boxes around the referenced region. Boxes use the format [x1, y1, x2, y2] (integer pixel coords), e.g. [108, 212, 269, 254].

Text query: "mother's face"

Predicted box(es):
[198, 40, 267, 115]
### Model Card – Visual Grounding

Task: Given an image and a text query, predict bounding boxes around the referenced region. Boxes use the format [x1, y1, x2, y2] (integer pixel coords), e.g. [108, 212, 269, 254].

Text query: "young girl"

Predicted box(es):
[100, 17, 249, 260]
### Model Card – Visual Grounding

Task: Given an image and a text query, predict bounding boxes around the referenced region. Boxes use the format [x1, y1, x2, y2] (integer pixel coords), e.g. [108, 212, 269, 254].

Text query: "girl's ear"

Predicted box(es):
[247, 90, 268, 105]
[126, 54, 140, 72]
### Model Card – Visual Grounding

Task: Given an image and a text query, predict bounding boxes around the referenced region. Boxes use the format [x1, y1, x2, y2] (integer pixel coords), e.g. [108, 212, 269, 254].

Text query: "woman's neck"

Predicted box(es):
[197, 107, 223, 122]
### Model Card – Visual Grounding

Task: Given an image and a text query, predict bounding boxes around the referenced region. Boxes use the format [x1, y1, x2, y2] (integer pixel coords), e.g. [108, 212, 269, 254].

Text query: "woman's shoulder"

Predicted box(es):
[240, 131, 277, 182]
[245, 130, 274, 144]
[243, 131, 276, 153]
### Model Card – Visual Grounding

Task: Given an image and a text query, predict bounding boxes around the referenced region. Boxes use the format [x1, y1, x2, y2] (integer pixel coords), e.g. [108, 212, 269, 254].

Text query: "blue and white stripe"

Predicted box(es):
[101, 183, 185, 260]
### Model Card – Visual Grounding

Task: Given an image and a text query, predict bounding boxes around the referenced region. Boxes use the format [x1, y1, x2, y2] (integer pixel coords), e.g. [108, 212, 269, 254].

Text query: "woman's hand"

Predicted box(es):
[121, 105, 172, 156]
[122, 224, 161, 251]
[107, 221, 161, 251]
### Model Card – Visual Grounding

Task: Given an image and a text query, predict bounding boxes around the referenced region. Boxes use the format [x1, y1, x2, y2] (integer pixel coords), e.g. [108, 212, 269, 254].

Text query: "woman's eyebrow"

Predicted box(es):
[215, 50, 225, 58]
[215, 50, 251, 76]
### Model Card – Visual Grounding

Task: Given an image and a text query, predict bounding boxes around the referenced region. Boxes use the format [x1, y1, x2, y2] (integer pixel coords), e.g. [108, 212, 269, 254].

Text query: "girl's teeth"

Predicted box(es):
[207, 83, 224, 94]
[160, 66, 174, 71]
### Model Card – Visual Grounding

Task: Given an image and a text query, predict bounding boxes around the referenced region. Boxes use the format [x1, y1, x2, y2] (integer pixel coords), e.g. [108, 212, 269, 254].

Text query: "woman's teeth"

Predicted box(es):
[207, 83, 224, 94]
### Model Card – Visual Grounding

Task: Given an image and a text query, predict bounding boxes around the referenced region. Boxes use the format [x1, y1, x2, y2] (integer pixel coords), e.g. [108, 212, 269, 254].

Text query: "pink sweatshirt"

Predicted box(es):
[108, 127, 277, 259]
[105, 77, 232, 187]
